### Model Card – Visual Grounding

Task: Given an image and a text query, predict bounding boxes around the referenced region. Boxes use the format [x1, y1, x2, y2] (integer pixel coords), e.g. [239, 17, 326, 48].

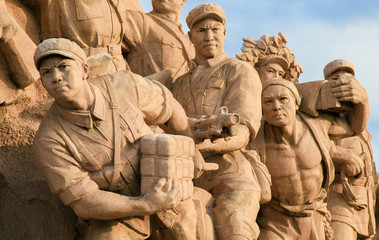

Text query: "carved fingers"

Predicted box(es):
[331, 78, 368, 104]
[143, 178, 181, 214]
[341, 154, 365, 177]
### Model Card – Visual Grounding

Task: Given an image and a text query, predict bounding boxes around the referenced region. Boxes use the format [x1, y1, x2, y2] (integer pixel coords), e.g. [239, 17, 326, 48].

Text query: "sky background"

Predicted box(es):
[139, 0, 379, 165]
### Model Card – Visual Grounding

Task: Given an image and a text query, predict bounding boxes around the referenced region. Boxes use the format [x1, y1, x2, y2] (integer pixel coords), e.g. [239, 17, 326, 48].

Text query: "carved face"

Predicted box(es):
[39, 55, 86, 108]
[190, 17, 226, 60]
[258, 62, 285, 83]
[262, 85, 297, 127]
[152, 0, 186, 14]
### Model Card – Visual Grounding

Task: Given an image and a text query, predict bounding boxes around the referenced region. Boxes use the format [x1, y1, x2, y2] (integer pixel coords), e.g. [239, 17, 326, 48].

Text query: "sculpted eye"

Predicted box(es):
[41, 70, 51, 76]
[264, 99, 272, 104]
[60, 64, 70, 70]
[280, 97, 288, 102]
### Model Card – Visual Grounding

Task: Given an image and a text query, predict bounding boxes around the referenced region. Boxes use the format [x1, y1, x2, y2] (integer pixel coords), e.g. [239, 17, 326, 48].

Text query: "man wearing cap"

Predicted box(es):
[124, 0, 195, 84]
[32, 38, 209, 239]
[251, 78, 366, 240]
[323, 59, 376, 240]
[172, 3, 262, 240]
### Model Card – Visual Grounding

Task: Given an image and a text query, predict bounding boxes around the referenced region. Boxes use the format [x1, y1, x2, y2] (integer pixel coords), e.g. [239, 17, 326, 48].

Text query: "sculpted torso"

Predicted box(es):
[265, 119, 324, 206]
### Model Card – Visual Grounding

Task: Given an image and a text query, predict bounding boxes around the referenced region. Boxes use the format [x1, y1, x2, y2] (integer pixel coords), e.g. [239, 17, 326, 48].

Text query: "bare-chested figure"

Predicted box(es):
[250, 78, 367, 240]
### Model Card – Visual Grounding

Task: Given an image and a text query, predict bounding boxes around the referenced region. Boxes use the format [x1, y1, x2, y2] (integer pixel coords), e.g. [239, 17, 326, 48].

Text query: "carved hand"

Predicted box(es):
[341, 153, 365, 177]
[196, 124, 250, 153]
[331, 76, 368, 105]
[330, 143, 364, 177]
[0, 1, 18, 43]
[141, 178, 181, 215]
[192, 148, 219, 178]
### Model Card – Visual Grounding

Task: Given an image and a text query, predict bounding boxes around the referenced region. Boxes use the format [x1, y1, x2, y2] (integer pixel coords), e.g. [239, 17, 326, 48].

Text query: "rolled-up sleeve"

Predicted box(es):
[33, 128, 99, 206]
[130, 73, 174, 125]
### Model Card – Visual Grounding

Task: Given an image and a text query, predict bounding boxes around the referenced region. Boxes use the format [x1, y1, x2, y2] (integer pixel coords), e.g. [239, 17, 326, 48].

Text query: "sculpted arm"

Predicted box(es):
[329, 141, 364, 177]
[330, 77, 369, 135]
[130, 74, 193, 137]
[0, 0, 38, 88]
[33, 130, 180, 220]
[197, 63, 262, 153]
[70, 178, 180, 219]
[123, 9, 145, 54]
[222, 63, 262, 139]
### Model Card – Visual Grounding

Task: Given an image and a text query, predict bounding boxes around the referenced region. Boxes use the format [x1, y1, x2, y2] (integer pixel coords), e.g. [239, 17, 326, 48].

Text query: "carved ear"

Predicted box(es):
[83, 63, 89, 80]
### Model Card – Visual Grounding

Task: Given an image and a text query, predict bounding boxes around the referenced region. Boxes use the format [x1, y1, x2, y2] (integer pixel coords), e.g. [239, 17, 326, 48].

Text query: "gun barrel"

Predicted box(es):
[222, 114, 240, 127]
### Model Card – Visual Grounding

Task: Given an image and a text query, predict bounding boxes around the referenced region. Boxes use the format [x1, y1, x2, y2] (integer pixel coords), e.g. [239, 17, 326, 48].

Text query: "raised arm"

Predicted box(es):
[330, 77, 369, 135]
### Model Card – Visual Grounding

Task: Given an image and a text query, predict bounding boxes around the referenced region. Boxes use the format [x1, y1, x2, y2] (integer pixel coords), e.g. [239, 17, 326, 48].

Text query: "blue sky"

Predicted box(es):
[139, 0, 379, 165]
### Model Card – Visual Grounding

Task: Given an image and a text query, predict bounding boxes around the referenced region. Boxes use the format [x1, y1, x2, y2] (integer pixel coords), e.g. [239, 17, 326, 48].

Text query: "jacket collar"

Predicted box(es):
[190, 51, 229, 71]
[56, 85, 106, 129]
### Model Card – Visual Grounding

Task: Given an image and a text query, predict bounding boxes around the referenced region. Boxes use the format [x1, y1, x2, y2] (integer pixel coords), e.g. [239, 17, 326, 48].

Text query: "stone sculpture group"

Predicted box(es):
[0, 1, 377, 240]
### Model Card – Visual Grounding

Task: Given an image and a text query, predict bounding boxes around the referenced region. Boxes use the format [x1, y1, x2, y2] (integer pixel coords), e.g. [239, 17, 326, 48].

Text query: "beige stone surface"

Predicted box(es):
[32, 38, 213, 239]
[0, 1, 377, 240]
[251, 78, 366, 240]
[237, 32, 303, 83]
[0, 2, 77, 239]
[124, 0, 195, 84]
[172, 4, 262, 239]
[324, 60, 376, 239]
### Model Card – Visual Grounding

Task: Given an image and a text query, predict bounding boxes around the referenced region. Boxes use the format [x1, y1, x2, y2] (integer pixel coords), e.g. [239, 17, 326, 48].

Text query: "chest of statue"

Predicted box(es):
[177, 65, 227, 116]
[265, 128, 323, 178]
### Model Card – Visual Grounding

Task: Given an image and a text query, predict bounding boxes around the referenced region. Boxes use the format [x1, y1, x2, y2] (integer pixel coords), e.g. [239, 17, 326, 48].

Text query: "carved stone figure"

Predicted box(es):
[172, 4, 262, 239]
[24, 0, 132, 75]
[236, 33, 303, 83]
[32, 38, 214, 240]
[124, 0, 195, 84]
[324, 59, 377, 240]
[250, 78, 368, 240]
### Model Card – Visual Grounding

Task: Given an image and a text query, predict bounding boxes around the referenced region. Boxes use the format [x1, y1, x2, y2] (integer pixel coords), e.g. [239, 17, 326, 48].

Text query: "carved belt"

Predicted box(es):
[268, 188, 328, 217]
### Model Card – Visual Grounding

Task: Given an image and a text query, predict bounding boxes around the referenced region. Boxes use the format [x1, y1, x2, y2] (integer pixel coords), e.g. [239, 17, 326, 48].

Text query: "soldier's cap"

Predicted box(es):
[262, 78, 302, 106]
[259, 55, 290, 71]
[323, 59, 355, 79]
[186, 3, 226, 29]
[34, 38, 87, 70]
